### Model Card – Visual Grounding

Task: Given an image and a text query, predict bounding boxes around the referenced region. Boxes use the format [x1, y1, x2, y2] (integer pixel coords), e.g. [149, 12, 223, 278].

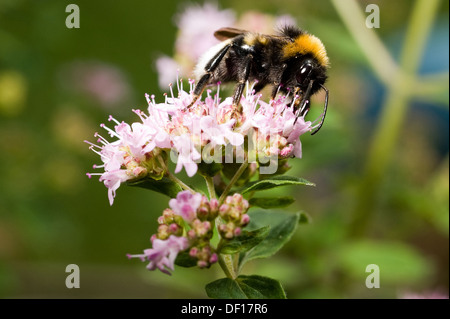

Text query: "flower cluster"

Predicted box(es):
[218, 194, 250, 239]
[85, 119, 168, 205]
[127, 190, 223, 274]
[86, 81, 312, 205]
[126, 235, 188, 275]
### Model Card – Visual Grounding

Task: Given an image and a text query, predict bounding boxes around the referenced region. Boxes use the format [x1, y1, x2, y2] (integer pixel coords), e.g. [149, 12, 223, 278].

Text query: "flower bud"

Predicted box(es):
[240, 214, 250, 226]
[209, 253, 218, 264]
[157, 224, 170, 240]
[189, 247, 198, 258]
[209, 198, 219, 213]
[187, 229, 196, 240]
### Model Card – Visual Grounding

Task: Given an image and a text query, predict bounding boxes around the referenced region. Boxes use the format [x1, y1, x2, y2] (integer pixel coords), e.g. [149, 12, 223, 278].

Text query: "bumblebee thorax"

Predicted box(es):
[282, 33, 329, 67]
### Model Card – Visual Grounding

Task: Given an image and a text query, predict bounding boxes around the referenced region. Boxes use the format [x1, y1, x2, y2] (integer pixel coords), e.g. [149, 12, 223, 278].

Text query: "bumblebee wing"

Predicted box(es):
[214, 27, 248, 41]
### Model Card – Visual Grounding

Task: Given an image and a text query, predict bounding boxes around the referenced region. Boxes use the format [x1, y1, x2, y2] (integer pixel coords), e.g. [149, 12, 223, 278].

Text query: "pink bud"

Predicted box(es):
[241, 214, 250, 225]
[187, 229, 196, 239]
[203, 221, 211, 231]
[242, 199, 249, 210]
[209, 198, 219, 211]
[232, 193, 243, 203]
[209, 253, 218, 264]
[189, 247, 198, 257]
[234, 227, 242, 236]
[219, 204, 229, 216]
[169, 223, 179, 233]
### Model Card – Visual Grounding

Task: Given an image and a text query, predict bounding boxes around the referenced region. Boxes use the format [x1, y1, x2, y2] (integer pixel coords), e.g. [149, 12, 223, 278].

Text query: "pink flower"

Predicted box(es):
[155, 3, 235, 88]
[237, 87, 313, 158]
[127, 235, 189, 275]
[200, 116, 244, 147]
[171, 134, 201, 177]
[61, 61, 131, 108]
[85, 116, 166, 205]
[399, 291, 449, 299]
[87, 80, 314, 204]
[169, 190, 202, 223]
[155, 56, 181, 89]
[174, 3, 235, 62]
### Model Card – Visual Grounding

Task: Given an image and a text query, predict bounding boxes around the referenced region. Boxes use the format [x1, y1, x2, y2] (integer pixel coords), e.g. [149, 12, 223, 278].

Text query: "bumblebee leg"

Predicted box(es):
[232, 54, 253, 108]
[270, 84, 281, 100]
[188, 43, 232, 108]
[252, 80, 268, 94]
[189, 73, 211, 107]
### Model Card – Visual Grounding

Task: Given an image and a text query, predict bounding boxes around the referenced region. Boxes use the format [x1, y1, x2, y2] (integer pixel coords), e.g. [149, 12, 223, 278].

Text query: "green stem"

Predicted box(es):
[167, 171, 195, 193]
[157, 155, 195, 193]
[331, 0, 400, 87]
[205, 176, 216, 199]
[218, 253, 236, 279]
[218, 159, 249, 205]
[347, 0, 440, 236]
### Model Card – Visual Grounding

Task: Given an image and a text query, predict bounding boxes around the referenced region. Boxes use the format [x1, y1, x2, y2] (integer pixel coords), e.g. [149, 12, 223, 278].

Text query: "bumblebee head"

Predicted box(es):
[280, 29, 330, 135]
[294, 57, 327, 94]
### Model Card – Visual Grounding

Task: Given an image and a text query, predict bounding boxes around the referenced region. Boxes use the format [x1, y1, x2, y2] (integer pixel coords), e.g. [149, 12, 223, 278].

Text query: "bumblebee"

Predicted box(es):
[191, 25, 329, 134]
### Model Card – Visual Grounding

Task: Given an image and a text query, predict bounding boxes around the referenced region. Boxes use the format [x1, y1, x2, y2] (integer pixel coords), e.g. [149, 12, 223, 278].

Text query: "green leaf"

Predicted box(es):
[240, 175, 315, 194]
[220, 226, 270, 254]
[205, 275, 286, 299]
[298, 211, 312, 224]
[198, 162, 223, 177]
[239, 211, 300, 267]
[249, 196, 295, 209]
[127, 176, 182, 198]
[174, 250, 197, 268]
[205, 278, 246, 299]
[222, 162, 254, 186]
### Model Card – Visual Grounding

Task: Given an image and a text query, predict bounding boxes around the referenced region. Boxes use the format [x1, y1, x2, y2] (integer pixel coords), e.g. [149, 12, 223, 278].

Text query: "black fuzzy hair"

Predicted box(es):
[279, 25, 304, 39]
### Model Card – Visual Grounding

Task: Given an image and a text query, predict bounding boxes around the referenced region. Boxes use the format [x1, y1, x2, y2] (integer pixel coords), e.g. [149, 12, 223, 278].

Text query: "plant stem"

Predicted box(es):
[218, 159, 249, 205]
[215, 159, 249, 278]
[157, 155, 195, 193]
[218, 253, 236, 279]
[331, 0, 400, 87]
[166, 171, 195, 193]
[205, 176, 216, 199]
[346, 0, 440, 236]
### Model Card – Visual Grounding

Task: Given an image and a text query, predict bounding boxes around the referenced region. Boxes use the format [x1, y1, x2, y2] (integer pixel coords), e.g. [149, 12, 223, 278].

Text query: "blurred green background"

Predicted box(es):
[0, 0, 448, 298]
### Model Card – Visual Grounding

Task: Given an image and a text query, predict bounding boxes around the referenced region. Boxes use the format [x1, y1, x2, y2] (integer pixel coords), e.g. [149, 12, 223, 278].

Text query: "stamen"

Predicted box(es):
[189, 78, 195, 93]
[179, 78, 183, 93]
[86, 172, 103, 178]
[89, 146, 104, 158]
[108, 115, 121, 125]
[95, 133, 109, 145]
[169, 83, 175, 100]
[175, 69, 180, 92]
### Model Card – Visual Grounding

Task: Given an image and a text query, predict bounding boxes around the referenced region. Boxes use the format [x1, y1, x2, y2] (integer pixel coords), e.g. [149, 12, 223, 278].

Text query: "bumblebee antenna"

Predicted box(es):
[310, 84, 328, 135]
